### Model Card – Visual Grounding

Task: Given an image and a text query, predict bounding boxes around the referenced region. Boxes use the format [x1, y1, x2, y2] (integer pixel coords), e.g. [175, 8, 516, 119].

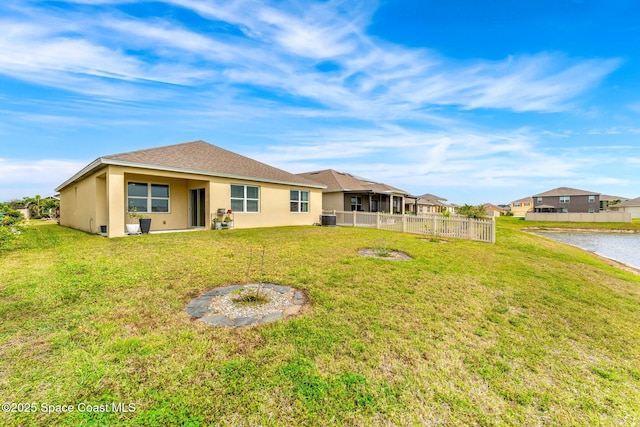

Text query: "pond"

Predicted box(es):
[530, 231, 640, 270]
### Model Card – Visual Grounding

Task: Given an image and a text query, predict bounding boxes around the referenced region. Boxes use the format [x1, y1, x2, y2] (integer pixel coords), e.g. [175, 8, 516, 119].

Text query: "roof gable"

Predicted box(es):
[511, 197, 533, 204]
[614, 196, 640, 207]
[533, 187, 600, 197]
[57, 141, 324, 191]
[297, 169, 407, 195]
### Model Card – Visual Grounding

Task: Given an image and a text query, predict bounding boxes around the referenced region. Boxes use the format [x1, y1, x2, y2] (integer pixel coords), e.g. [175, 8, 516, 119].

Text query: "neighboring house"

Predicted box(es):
[599, 194, 628, 211]
[483, 203, 508, 217]
[404, 196, 430, 215]
[405, 194, 453, 214]
[297, 169, 407, 214]
[510, 197, 533, 217]
[56, 140, 325, 237]
[532, 187, 600, 213]
[609, 196, 640, 219]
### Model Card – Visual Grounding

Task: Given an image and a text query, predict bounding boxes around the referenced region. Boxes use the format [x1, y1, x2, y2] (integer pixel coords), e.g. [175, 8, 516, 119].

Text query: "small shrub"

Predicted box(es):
[0, 225, 22, 250]
[232, 291, 270, 306]
[1, 206, 25, 227]
[457, 204, 489, 219]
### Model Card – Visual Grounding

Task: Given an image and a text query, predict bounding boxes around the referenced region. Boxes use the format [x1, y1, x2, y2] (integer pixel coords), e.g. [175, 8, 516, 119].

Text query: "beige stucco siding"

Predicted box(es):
[122, 171, 197, 233]
[60, 164, 322, 237]
[59, 168, 101, 233]
[321, 192, 345, 212]
[209, 179, 322, 229]
[611, 205, 640, 219]
[510, 202, 532, 217]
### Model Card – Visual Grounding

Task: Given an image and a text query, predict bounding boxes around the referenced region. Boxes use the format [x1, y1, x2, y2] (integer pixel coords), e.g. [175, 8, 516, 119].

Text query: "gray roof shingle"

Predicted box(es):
[297, 169, 407, 194]
[532, 187, 599, 197]
[57, 140, 324, 191]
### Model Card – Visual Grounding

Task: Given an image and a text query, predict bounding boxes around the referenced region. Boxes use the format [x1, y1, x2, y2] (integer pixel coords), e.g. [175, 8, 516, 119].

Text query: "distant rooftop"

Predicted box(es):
[532, 187, 599, 197]
[297, 169, 408, 195]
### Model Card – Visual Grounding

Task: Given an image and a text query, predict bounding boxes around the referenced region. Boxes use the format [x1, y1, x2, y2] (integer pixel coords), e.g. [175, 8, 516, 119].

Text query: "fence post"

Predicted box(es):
[376, 212, 380, 229]
[402, 214, 407, 232]
[469, 218, 475, 240]
[491, 217, 496, 244]
[352, 210, 357, 227]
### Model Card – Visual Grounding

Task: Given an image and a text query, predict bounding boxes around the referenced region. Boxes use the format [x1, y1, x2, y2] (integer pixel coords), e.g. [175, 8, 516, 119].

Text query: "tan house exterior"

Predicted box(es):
[609, 196, 640, 219]
[483, 203, 508, 217]
[405, 194, 453, 215]
[297, 169, 407, 214]
[510, 197, 533, 217]
[56, 141, 325, 237]
[599, 194, 628, 211]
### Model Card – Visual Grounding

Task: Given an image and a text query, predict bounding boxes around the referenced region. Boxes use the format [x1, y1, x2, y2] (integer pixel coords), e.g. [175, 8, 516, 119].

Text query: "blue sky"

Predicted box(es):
[1, 0, 639, 204]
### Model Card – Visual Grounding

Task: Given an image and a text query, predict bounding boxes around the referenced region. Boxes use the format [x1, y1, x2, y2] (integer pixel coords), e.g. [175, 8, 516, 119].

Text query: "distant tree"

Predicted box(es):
[40, 198, 60, 218]
[20, 195, 59, 219]
[31, 194, 43, 218]
[457, 204, 489, 219]
[6, 199, 24, 210]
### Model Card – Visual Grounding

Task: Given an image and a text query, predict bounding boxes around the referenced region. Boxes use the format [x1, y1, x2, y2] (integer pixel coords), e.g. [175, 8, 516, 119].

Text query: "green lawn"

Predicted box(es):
[1, 221, 639, 426]
[499, 216, 640, 231]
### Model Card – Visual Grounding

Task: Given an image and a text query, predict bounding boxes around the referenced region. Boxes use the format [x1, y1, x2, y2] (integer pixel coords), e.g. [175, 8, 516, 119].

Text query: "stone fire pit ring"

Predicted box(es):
[186, 284, 306, 327]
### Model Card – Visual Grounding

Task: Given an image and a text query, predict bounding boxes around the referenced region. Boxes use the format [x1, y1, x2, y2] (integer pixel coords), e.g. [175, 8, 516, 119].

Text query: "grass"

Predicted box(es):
[500, 216, 640, 231]
[1, 220, 639, 426]
[232, 292, 271, 306]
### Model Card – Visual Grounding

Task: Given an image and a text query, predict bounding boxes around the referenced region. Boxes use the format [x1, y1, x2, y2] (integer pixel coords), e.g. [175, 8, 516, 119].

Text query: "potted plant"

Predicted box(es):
[212, 216, 222, 230]
[128, 205, 152, 234]
[126, 205, 142, 234]
[225, 209, 234, 229]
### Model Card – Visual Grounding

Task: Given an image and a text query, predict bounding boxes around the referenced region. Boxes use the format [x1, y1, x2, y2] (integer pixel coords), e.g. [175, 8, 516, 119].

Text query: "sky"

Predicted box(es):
[1, 0, 639, 205]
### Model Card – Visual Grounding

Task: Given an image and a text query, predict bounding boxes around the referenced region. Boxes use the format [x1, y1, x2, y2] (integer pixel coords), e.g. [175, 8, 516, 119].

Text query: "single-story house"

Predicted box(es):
[404, 194, 453, 215]
[55, 140, 325, 237]
[608, 196, 640, 219]
[510, 197, 533, 217]
[297, 169, 407, 214]
[483, 203, 508, 217]
[599, 194, 628, 211]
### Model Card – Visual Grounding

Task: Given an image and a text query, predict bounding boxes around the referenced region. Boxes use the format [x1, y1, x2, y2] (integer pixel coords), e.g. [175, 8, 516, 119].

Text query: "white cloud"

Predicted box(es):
[0, 1, 622, 115]
[0, 159, 87, 200]
[0, 0, 631, 204]
[251, 125, 584, 196]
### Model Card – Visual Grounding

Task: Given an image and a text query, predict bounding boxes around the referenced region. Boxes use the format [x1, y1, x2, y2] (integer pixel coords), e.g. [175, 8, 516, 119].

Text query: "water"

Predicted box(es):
[530, 231, 640, 270]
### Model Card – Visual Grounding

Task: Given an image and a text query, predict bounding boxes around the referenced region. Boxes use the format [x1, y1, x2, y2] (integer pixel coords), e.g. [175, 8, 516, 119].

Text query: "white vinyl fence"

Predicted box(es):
[323, 211, 496, 243]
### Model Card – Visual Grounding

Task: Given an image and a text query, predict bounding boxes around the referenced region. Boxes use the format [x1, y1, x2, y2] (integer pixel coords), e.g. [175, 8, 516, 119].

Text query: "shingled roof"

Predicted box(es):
[612, 196, 640, 207]
[57, 140, 324, 191]
[532, 187, 599, 197]
[511, 196, 533, 204]
[297, 169, 408, 195]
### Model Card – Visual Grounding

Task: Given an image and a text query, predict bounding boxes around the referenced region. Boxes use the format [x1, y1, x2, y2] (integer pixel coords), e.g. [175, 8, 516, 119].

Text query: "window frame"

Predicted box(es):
[559, 196, 570, 204]
[127, 182, 170, 214]
[290, 189, 310, 213]
[350, 196, 362, 211]
[230, 184, 260, 213]
[588, 195, 596, 203]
